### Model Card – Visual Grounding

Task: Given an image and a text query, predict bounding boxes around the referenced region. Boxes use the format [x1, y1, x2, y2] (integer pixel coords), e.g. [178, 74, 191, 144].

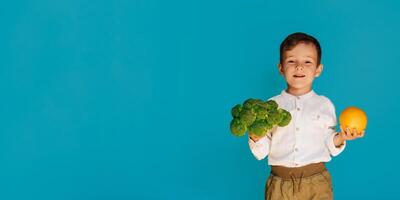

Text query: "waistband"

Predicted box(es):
[271, 162, 326, 179]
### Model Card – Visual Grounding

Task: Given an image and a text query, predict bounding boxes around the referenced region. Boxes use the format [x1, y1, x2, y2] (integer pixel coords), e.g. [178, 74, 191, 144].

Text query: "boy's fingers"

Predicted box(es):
[349, 128, 356, 139]
[352, 128, 358, 137]
[355, 129, 363, 138]
[340, 131, 345, 139]
[345, 127, 351, 137]
[343, 131, 349, 139]
[359, 130, 365, 138]
[340, 126, 344, 134]
[249, 132, 257, 138]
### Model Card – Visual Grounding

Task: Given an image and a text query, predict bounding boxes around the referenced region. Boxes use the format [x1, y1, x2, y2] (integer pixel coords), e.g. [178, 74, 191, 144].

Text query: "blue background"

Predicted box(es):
[0, 0, 399, 199]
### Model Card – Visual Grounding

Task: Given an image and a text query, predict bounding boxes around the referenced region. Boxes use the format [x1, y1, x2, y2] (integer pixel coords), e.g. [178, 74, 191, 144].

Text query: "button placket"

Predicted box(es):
[294, 99, 301, 133]
[292, 98, 301, 167]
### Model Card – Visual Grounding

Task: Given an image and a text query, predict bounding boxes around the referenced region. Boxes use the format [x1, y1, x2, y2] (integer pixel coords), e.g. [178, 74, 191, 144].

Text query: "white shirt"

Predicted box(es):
[248, 90, 346, 167]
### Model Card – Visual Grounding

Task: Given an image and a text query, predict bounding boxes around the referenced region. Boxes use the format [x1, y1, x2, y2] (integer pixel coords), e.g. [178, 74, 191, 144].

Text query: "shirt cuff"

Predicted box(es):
[248, 136, 270, 160]
[248, 135, 269, 147]
[326, 132, 346, 157]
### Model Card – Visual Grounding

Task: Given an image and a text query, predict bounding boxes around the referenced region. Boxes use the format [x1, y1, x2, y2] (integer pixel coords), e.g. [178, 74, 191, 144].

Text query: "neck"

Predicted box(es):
[286, 86, 312, 96]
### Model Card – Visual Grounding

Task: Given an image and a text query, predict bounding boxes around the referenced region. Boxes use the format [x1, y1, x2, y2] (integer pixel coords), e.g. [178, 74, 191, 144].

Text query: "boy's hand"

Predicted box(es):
[334, 126, 365, 147]
[338, 125, 365, 141]
[249, 132, 265, 142]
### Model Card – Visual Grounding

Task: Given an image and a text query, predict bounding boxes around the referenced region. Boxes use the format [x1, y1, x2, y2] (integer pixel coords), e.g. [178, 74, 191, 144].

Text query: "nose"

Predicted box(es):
[295, 64, 304, 70]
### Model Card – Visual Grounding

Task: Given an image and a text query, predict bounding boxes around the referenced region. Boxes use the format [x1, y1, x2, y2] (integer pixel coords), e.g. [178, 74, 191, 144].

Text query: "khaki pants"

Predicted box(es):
[265, 163, 333, 200]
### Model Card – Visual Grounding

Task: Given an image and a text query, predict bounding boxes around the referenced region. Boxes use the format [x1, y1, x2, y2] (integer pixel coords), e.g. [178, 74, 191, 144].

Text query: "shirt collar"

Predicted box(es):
[281, 89, 316, 101]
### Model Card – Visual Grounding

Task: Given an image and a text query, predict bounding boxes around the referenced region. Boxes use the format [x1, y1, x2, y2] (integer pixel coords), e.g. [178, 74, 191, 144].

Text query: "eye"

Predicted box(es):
[304, 61, 313, 65]
[287, 60, 295, 63]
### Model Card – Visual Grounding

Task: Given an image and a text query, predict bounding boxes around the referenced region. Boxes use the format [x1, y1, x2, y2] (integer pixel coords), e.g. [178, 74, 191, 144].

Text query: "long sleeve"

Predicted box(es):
[324, 99, 346, 156]
[248, 132, 272, 160]
[325, 130, 346, 156]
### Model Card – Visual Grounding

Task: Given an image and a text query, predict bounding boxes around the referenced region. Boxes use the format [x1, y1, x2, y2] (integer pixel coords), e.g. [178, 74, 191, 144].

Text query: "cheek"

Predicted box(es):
[283, 68, 295, 76]
[283, 72, 293, 80]
[305, 68, 317, 76]
[307, 76, 315, 82]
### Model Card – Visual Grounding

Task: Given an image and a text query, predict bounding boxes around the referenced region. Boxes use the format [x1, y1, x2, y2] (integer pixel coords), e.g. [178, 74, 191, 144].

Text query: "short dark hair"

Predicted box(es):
[279, 32, 322, 65]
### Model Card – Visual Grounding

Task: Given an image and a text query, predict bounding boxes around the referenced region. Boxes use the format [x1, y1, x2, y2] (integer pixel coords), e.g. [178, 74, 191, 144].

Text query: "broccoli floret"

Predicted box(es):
[268, 109, 282, 125]
[278, 109, 292, 127]
[230, 118, 247, 136]
[248, 119, 268, 136]
[266, 100, 278, 111]
[239, 108, 256, 126]
[243, 98, 262, 109]
[253, 104, 268, 120]
[231, 104, 242, 118]
[257, 101, 269, 109]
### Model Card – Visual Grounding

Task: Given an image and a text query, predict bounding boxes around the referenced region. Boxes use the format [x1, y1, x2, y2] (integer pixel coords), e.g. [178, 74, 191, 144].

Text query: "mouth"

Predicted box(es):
[293, 74, 306, 78]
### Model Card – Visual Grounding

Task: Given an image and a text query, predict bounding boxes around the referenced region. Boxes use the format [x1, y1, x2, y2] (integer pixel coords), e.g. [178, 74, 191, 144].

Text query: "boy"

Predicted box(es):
[249, 32, 365, 200]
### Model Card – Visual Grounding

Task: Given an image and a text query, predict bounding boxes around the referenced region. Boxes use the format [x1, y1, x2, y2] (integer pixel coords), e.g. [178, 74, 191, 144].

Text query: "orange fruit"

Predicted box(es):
[339, 106, 367, 133]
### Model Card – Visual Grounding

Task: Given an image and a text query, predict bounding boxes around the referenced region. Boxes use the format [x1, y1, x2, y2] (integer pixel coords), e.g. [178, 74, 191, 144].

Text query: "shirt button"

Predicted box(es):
[296, 96, 300, 99]
[295, 148, 298, 152]
[296, 127, 300, 131]
[296, 107, 300, 111]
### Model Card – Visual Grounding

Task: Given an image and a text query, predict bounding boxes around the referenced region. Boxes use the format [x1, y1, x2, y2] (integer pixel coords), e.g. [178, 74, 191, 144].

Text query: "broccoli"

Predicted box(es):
[243, 98, 262, 109]
[229, 98, 291, 137]
[268, 109, 283, 125]
[278, 109, 292, 127]
[248, 119, 267, 136]
[266, 100, 278, 111]
[253, 104, 268, 120]
[231, 104, 242, 118]
[230, 118, 247, 136]
[239, 108, 256, 126]
[249, 119, 273, 136]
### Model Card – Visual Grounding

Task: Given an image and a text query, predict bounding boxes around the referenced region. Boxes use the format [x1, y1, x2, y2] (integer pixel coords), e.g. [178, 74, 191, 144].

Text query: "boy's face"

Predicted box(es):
[278, 42, 323, 92]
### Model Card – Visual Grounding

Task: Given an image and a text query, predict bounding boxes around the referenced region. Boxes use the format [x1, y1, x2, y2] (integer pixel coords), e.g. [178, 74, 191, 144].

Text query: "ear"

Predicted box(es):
[278, 63, 284, 75]
[315, 63, 323, 77]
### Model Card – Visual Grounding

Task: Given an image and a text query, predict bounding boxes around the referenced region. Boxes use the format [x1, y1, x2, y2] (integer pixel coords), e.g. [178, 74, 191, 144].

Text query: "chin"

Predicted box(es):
[287, 82, 311, 90]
